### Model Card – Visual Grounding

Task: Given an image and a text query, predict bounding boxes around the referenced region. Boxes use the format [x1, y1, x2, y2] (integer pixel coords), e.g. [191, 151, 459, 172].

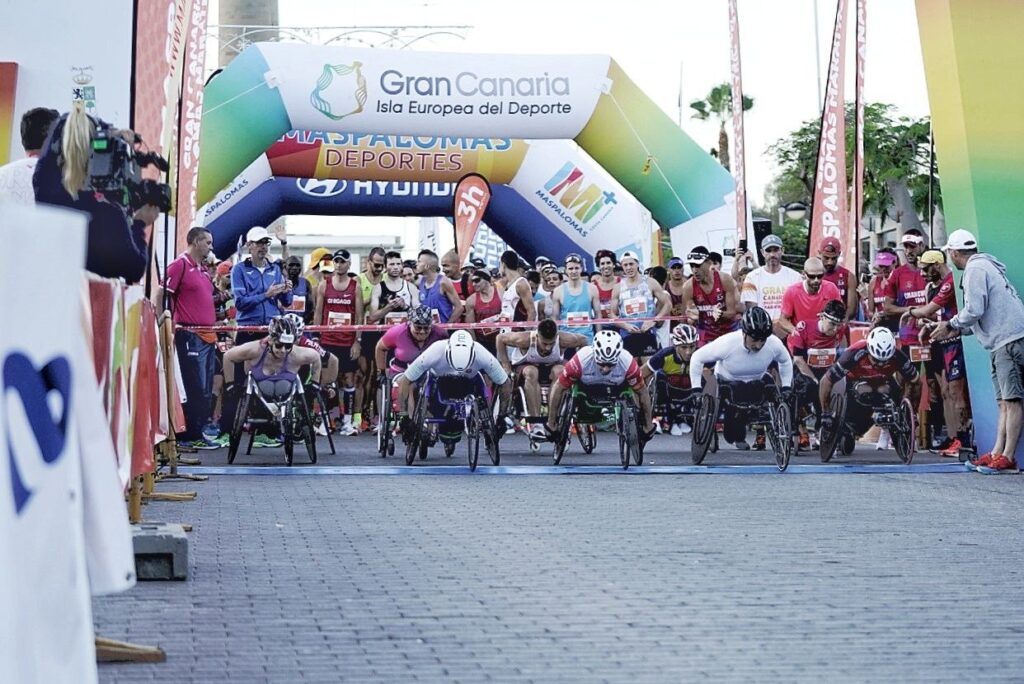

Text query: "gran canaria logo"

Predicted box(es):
[310, 61, 368, 121]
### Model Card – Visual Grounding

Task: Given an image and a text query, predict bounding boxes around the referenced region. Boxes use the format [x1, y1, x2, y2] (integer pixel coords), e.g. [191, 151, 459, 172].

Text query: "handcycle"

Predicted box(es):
[818, 377, 916, 463]
[228, 374, 317, 466]
[550, 383, 642, 469]
[690, 374, 794, 472]
[404, 373, 500, 471]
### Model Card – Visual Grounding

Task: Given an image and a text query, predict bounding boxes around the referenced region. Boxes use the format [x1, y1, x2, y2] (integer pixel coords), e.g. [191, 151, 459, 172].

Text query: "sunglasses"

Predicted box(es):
[804, 272, 824, 280]
[471, 277, 483, 284]
[272, 342, 293, 350]
[687, 263, 703, 270]
[371, 262, 385, 270]
[255, 240, 271, 246]
[597, 361, 615, 369]
[411, 324, 431, 333]
[669, 264, 685, 269]
[565, 253, 583, 265]
[764, 247, 782, 253]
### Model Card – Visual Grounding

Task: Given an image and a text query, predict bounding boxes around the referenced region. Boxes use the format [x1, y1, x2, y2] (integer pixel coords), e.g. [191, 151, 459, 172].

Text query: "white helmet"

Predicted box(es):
[445, 330, 477, 372]
[866, 327, 896, 362]
[593, 330, 624, 364]
[671, 323, 699, 346]
[283, 312, 305, 337]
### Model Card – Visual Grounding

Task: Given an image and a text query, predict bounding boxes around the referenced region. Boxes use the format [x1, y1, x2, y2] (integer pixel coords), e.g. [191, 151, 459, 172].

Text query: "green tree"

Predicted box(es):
[765, 102, 940, 233]
[690, 83, 754, 171]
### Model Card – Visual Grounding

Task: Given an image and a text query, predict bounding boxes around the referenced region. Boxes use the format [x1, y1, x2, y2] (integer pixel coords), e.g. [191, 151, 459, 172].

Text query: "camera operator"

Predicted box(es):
[32, 102, 163, 282]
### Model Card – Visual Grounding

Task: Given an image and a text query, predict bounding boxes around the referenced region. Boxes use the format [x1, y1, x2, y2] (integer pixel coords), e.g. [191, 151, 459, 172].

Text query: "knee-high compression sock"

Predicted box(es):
[343, 387, 356, 416]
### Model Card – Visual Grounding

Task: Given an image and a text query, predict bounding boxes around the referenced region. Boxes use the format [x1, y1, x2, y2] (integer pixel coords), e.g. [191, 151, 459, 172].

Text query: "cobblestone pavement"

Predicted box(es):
[95, 434, 1024, 682]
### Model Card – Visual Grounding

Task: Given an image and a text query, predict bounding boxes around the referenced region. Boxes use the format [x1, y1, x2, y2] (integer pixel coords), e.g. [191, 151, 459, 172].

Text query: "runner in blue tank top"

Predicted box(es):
[416, 249, 463, 323]
[551, 253, 601, 347]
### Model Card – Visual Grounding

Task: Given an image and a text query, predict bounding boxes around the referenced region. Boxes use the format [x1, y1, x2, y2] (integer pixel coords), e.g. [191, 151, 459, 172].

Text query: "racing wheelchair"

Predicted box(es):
[404, 373, 500, 471]
[376, 369, 400, 458]
[818, 377, 916, 463]
[648, 373, 699, 436]
[550, 383, 643, 469]
[227, 374, 317, 466]
[690, 374, 794, 472]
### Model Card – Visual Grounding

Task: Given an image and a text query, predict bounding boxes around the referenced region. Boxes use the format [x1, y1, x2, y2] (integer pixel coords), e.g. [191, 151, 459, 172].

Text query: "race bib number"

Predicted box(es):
[286, 295, 306, 312]
[599, 302, 613, 318]
[328, 311, 351, 327]
[908, 345, 932, 363]
[384, 311, 408, 325]
[623, 297, 648, 316]
[566, 312, 592, 326]
[807, 348, 837, 369]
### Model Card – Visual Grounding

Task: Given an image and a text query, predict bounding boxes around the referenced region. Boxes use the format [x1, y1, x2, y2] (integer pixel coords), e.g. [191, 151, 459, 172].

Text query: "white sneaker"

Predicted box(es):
[653, 420, 663, 435]
[670, 423, 684, 437]
[527, 424, 546, 441]
[338, 418, 358, 437]
[679, 423, 692, 435]
[315, 421, 328, 437]
[875, 428, 892, 450]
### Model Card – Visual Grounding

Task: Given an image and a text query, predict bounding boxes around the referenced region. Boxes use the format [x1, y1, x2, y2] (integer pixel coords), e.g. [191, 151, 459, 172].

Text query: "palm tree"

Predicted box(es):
[689, 83, 754, 171]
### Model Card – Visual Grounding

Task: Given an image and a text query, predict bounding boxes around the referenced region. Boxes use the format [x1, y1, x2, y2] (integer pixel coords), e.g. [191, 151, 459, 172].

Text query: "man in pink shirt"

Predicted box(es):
[778, 257, 842, 336]
[160, 226, 221, 449]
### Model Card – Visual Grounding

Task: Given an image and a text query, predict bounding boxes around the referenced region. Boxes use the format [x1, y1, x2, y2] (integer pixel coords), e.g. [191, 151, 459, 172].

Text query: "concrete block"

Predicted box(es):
[132, 522, 189, 580]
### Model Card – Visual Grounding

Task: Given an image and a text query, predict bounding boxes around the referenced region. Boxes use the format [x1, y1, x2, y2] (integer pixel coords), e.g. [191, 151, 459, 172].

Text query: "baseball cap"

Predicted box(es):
[215, 260, 233, 277]
[761, 234, 784, 250]
[686, 246, 710, 265]
[943, 229, 977, 251]
[874, 251, 897, 267]
[900, 232, 925, 245]
[820, 236, 842, 255]
[535, 255, 552, 268]
[246, 226, 272, 243]
[667, 257, 685, 268]
[309, 247, 331, 267]
[332, 248, 351, 262]
[470, 257, 487, 269]
[620, 250, 641, 264]
[919, 250, 945, 265]
[319, 260, 336, 274]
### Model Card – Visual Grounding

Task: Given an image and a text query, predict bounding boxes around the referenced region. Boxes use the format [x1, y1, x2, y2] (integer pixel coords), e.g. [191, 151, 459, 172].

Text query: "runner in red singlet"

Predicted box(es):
[678, 246, 739, 346]
[314, 249, 363, 435]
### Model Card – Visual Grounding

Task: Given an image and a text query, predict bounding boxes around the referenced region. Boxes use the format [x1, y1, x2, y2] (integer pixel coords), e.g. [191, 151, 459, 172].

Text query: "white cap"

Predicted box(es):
[943, 229, 978, 251]
[246, 226, 272, 243]
[620, 250, 641, 264]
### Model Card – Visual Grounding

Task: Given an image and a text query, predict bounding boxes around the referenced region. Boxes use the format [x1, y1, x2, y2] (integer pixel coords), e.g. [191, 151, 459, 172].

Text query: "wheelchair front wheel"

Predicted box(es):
[552, 393, 574, 465]
[767, 397, 793, 472]
[228, 392, 250, 465]
[691, 393, 718, 465]
[893, 396, 917, 464]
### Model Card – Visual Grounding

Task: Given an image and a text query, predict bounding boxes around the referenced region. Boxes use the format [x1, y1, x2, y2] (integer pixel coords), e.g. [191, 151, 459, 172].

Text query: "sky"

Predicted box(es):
[271, 0, 930, 209]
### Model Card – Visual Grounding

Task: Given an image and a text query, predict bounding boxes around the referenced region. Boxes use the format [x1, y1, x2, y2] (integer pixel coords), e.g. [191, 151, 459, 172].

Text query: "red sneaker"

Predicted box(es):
[939, 438, 963, 458]
[976, 455, 1019, 474]
[798, 432, 810, 449]
[967, 452, 998, 471]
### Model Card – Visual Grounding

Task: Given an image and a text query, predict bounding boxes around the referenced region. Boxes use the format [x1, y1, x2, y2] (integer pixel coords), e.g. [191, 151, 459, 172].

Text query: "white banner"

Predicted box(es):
[198, 153, 271, 227]
[0, 201, 134, 683]
[509, 140, 652, 262]
[261, 43, 609, 139]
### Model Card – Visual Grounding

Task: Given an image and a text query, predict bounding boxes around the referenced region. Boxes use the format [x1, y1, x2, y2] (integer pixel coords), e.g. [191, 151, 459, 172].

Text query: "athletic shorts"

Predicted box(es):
[991, 337, 1024, 401]
[622, 330, 659, 359]
[514, 363, 556, 385]
[361, 331, 384, 360]
[324, 344, 360, 374]
[928, 339, 965, 383]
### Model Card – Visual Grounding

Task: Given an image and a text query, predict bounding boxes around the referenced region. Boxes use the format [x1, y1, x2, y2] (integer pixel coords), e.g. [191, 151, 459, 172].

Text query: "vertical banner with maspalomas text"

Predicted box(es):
[175, 0, 209, 252]
[853, 0, 866, 265]
[727, 0, 748, 246]
[809, 0, 850, 264]
[453, 173, 491, 267]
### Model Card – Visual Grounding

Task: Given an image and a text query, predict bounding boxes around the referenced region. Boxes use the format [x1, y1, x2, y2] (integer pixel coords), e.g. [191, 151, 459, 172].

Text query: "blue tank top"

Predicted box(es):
[558, 282, 594, 343]
[618, 277, 656, 339]
[419, 274, 454, 323]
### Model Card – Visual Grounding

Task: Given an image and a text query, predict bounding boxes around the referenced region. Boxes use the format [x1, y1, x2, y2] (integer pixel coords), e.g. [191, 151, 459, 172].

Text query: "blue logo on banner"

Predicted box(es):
[3, 353, 72, 515]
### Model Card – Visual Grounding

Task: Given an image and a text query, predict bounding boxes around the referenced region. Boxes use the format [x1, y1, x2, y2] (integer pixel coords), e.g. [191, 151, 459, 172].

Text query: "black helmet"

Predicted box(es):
[740, 306, 773, 340]
[822, 299, 846, 322]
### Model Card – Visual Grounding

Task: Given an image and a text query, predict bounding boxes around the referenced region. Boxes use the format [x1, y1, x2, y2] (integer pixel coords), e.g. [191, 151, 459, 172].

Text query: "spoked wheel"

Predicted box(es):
[227, 392, 250, 465]
[405, 389, 429, 466]
[767, 397, 793, 472]
[618, 402, 638, 469]
[893, 397, 917, 464]
[465, 403, 480, 471]
[576, 423, 596, 454]
[299, 398, 318, 464]
[376, 376, 391, 458]
[480, 398, 500, 466]
[552, 393, 575, 465]
[819, 391, 846, 463]
[691, 393, 719, 465]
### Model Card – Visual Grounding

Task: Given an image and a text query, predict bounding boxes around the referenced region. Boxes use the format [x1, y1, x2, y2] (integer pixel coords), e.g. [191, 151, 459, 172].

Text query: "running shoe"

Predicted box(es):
[179, 438, 220, 451]
[938, 438, 963, 458]
[966, 452, 998, 472]
[752, 431, 766, 451]
[338, 422, 359, 437]
[670, 423, 684, 437]
[975, 455, 1018, 474]
[210, 433, 230, 448]
[930, 436, 953, 453]
[733, 440, 750, 451]
[527, 424, 547, 442]
[252, 434, 282, 448]
[798, 432, 810, 449]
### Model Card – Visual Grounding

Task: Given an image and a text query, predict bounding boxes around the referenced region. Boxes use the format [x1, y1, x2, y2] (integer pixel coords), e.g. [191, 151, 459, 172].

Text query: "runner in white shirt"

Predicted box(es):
[740, 234, 802, 328]
[689, 307, 793, 449]
[0, 107, 60, 204]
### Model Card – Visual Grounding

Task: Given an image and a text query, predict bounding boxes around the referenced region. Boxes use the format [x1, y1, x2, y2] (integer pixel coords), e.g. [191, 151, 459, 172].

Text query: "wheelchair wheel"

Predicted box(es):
[767, 397, 793, 472]
[405, 388, 429, 466]
[819, 391, 846, 463]
[552, 393, 575, 465]
[618, 402, 638, 469]
[576, 423, 596, 454]
[465, 403, 480, 472]
[480, 398, 500, 466]
[300, 397, 317, 464]
[691, 393, 718, 465]
[283, 428, 294, 467]
[376, 376, 391, 458]
[227, 392, 251, 465]
[893, 396, 917, 464]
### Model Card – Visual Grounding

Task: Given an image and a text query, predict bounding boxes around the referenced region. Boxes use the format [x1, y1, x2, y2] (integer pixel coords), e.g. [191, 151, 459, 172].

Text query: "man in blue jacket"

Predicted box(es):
[231, 226, 293, 345]
[931, 229, 1024, 473]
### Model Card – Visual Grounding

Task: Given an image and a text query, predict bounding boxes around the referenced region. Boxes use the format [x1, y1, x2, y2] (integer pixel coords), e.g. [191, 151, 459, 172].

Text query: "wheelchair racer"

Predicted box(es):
[642, 323, 699, 435]
[397, 330, 513, 447]
[496, 318, 589, 440]
[220, 316, 322, 443]
[687, 307, 794, 449]
[787, 299, 848, 447]
[818, 326, 921, 443]
[544, 330, 656, 444]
